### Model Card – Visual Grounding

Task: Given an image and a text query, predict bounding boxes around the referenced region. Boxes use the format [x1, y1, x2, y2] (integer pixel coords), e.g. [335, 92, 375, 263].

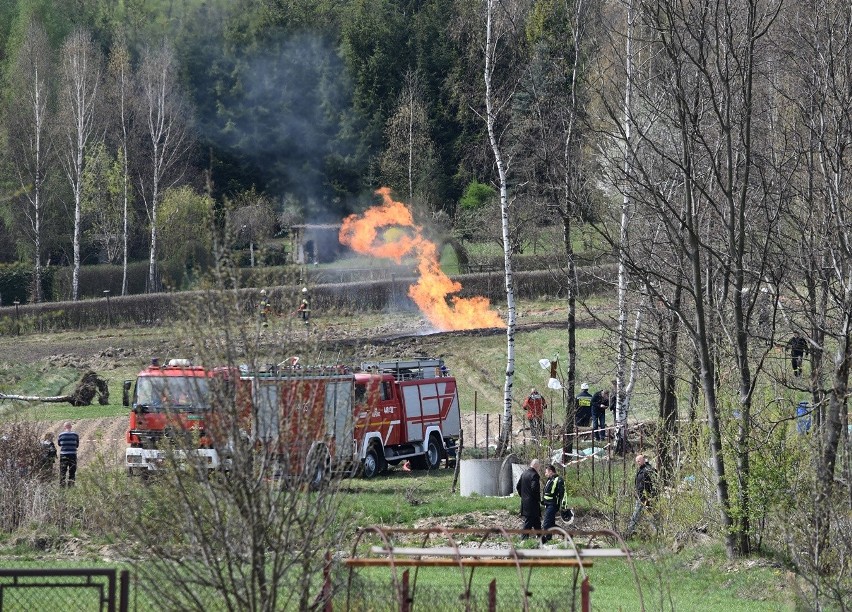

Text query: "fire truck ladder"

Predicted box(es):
[359, 358, 447, 381]
[343, 526, 644, 612]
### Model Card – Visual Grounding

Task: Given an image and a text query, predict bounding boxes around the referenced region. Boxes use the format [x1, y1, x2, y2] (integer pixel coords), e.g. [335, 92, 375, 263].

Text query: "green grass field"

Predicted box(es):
[0, 296, 807, 610]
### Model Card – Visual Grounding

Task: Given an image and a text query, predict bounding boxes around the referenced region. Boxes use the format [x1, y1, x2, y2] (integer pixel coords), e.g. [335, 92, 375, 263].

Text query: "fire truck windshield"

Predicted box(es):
[135, 376, 211, 412]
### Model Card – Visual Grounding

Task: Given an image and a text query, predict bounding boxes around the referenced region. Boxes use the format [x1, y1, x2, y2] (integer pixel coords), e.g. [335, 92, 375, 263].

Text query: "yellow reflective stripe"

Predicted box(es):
[543, 477, 562, 501]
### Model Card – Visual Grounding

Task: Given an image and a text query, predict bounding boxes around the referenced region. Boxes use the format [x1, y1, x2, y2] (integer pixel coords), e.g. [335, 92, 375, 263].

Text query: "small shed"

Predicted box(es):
[289, 224, 344, 264]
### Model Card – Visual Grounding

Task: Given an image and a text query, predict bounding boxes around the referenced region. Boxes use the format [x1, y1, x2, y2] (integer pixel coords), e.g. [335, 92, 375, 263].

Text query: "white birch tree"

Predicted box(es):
[138, 43, 191, 293]
[379, 70, 439, 217]
[106, 38, 135, 296]
[480, 0, 529, 455]
[59, 28, 102, 301]
[5, 21, 54, 303]
[613, 0, 635, 455]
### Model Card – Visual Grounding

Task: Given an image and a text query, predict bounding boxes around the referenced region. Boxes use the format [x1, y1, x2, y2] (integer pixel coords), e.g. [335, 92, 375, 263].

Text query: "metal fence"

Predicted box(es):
[0, 569, 129, 612]
[339, 571, 585, 611]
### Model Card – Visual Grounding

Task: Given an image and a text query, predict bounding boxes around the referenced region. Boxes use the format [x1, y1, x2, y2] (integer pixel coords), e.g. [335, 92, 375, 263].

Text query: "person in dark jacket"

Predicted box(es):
[57, 421, 79, 487]
[575, 383, 593, 427]
[516, 459, 542, 538]
[591, 388, 610, 441]
[626, 454, 657, 537]
[40, 432, 57, 481]
[788, 335, 808, 377]
[541, 464, 564, 543]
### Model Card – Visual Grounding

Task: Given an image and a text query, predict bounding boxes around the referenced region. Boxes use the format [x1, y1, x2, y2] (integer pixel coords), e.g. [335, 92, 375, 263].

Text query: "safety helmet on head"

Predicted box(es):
[260, 289, 267, 296]
[580, 382, 589, 390]
[302, 287, 308, 293]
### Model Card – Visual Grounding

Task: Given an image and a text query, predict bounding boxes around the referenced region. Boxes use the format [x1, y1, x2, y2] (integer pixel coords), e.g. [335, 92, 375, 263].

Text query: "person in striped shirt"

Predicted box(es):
[57, 421, 79, 487]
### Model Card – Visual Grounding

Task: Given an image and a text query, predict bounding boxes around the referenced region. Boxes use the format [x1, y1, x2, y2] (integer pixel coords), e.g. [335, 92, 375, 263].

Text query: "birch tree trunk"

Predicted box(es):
[60, 29, 102, 302]
[108, 41, 134, 297]
[483, 0, 517, 456]
[139, 44, 190, 294]
[614, 0, 634, 455]
[7, 22, 54, 304]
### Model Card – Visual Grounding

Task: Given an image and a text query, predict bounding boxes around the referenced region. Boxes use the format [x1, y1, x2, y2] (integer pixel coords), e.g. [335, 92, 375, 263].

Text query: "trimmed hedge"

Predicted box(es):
[0, 263, 55, 305]
[0, 265, 616, 334]
[50, 262, 152, 300]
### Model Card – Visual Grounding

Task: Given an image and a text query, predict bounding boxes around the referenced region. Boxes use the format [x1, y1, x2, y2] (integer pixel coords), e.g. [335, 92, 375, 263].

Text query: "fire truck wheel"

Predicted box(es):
[424, 436, 443, 470]
[411, 435, 442, 471]
[363, 446, 385, 479]
[307, 445, 330, 489]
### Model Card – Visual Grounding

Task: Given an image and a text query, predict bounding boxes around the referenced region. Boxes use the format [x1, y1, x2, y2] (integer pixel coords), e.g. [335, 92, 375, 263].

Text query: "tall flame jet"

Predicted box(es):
[339, 188, 505, 331]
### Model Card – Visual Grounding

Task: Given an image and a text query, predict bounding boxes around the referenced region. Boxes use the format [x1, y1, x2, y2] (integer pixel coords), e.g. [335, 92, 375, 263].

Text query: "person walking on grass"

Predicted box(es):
[57, 421, 79, 487]
[625, 454, 657, 537]
[297, 287, 310, 325]
[516, 459, 541, 539]
[541, 464, 564, 543]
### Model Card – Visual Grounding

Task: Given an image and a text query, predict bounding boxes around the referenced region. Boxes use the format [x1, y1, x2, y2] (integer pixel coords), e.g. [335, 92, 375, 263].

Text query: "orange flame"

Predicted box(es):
[339, 187, 505, 331]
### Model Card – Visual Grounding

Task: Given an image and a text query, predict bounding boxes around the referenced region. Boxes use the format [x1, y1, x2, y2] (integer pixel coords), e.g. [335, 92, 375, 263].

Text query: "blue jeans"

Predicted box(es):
[592, 409, 606, 440]
[542, 504, 558, 542]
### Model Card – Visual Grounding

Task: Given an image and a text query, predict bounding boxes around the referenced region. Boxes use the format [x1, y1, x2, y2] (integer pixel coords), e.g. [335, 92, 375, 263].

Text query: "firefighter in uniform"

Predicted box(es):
[541, 464, 564, 543]
[297, 287, 310, 325]
[258, 289, 271, 327]
[575, 383, 593, 427]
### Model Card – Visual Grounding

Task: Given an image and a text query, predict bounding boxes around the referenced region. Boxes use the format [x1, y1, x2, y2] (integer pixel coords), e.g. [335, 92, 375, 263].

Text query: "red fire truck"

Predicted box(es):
[124, 357, 461, 480]
[353, 358, 461, 478]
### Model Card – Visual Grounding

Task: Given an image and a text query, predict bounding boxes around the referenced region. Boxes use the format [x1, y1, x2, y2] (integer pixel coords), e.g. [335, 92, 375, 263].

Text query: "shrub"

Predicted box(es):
[0, 421, 55, 533]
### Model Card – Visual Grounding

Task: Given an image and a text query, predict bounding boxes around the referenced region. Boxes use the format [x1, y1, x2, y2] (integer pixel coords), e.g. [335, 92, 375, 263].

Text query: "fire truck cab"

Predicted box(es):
[124, 358, 221, 474]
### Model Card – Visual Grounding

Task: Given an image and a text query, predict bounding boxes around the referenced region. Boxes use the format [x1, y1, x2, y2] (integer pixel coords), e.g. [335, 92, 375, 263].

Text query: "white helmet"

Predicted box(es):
[302, 287, 308, 293]
[260, 289, 267, 296]
[580, 382, 589, 390]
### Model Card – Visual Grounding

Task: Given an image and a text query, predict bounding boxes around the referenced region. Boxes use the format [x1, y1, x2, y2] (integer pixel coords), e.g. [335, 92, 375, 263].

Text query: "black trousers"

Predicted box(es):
[521, 513, 541, 538]
[542, 504, 558, 542]
[791, 351, 804, 376]
[59, 455, 77, 486]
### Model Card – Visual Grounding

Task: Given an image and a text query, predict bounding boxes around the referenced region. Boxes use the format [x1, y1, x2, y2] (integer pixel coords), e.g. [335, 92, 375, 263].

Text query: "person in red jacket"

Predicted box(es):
[523, 388, 547, 439]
